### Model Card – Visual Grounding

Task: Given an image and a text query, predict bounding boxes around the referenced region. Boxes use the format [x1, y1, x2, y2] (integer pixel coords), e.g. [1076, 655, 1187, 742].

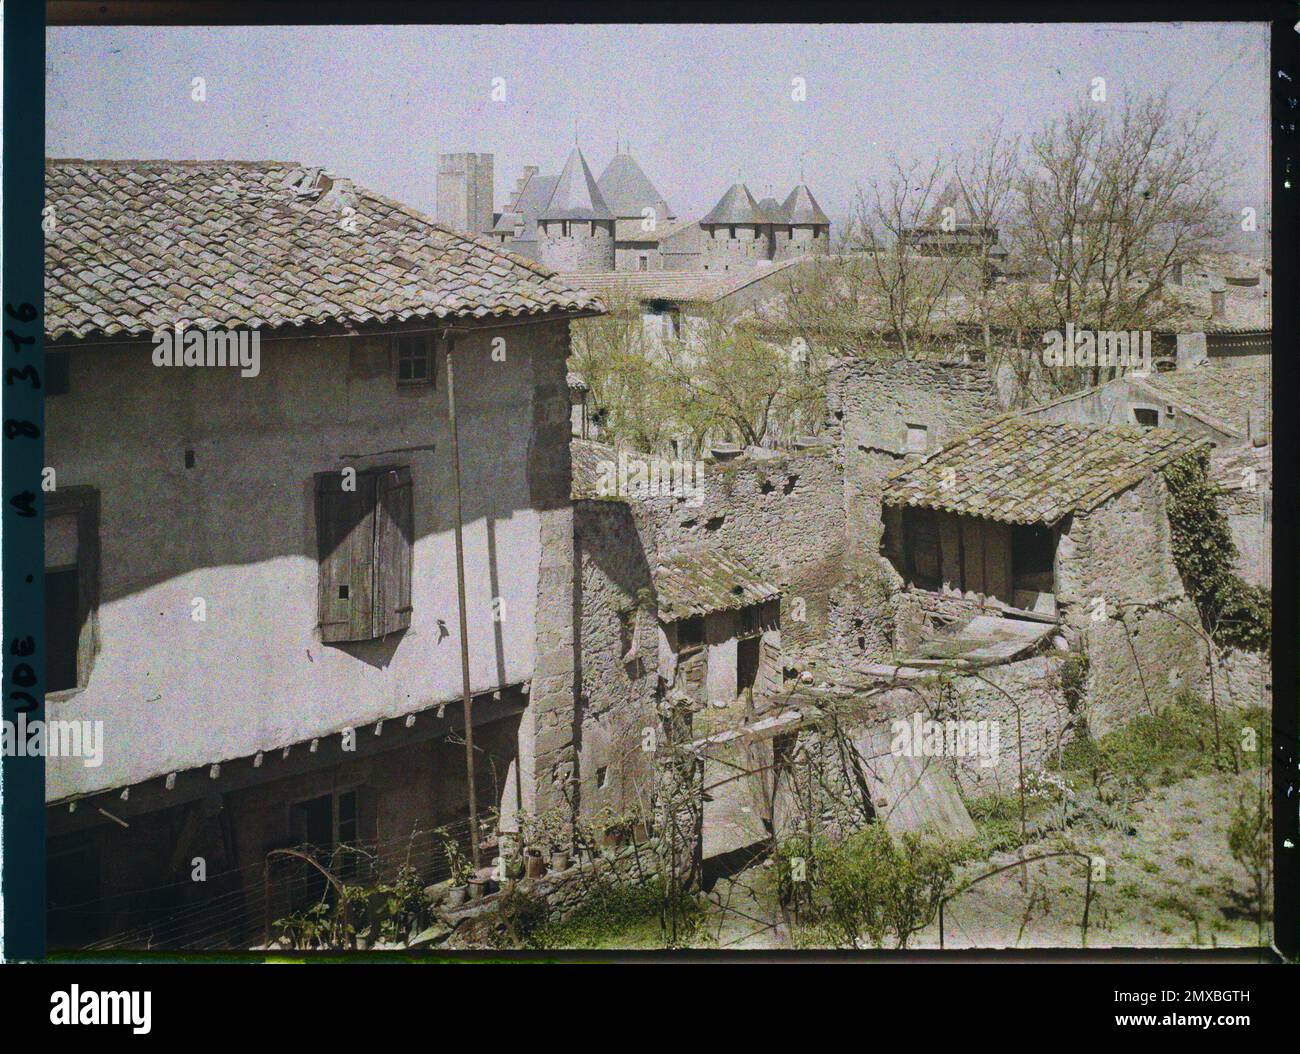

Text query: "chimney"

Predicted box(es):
[1210, 288, 1226, 320]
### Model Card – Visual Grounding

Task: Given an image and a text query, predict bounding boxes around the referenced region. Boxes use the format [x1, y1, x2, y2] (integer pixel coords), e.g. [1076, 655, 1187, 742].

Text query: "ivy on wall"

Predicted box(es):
[1163, 450, 1270, 653]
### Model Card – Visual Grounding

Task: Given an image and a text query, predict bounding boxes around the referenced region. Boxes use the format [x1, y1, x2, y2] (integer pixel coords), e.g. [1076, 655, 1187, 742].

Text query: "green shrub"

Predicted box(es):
[791, 824, 972, 949]
[1163, 451, 1270, 653]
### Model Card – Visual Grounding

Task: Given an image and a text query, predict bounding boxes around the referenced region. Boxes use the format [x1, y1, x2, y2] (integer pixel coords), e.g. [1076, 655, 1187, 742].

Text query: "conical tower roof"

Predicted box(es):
[781, 184, 829, 225]
[757, 195, 785, 221]
[540, 148, 614, 221]
[597, 151, 673, 219]
[701, 183, 769, 226]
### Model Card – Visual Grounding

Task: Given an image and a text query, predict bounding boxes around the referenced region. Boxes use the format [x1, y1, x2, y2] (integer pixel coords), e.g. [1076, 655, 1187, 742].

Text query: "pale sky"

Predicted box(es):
[46, 22, 1271, 226]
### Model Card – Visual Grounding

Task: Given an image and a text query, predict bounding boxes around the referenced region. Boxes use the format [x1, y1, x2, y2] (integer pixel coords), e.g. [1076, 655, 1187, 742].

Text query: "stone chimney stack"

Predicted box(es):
[1210, 288, 1226, 320]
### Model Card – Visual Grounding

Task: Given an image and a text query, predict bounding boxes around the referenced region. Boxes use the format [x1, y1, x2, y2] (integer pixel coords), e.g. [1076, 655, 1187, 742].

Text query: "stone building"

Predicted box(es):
[435, 152, 495, 235]
[492, 145, 830, 276]
[536, 147, 617, 273]
[1020, 361, 1271, 588]
[596, 147, 677, 272]
[41, 158, 604, 948]
[653, 546, 783, 710]
[826, 355, 1002, 562]
[880, 415, 1214, 731]
[563, 256, 813, 351]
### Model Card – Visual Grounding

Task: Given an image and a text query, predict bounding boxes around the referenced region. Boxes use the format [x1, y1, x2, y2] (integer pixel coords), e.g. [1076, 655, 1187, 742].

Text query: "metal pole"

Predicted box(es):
[445, 336, 481, 872]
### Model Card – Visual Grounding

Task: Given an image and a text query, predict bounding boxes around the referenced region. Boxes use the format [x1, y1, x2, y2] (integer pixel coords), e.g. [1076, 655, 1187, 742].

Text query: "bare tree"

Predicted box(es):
[847, 153, 963, 357]
[1008, 91, 1234, 388]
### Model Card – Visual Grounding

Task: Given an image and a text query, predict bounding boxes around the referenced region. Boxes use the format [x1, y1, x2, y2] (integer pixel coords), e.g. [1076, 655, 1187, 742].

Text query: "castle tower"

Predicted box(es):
[537, 147, 616, 273]
[779, 183, 831, 258]
[597, 149, 675, 270]
[699, 183, 771, 272]
[436, 152, 495, 235]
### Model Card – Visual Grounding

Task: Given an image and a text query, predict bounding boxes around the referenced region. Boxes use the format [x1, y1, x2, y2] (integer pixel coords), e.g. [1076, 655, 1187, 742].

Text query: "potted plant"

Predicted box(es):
[437, 827, 473, 908]
[539, 810, 572, 873]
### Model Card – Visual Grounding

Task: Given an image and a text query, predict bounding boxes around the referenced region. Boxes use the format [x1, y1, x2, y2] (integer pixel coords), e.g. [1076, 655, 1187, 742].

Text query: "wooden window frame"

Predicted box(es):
[394, 335, 435, 388]
[45, 485, 100, 699]
[315, 465, 414, 644]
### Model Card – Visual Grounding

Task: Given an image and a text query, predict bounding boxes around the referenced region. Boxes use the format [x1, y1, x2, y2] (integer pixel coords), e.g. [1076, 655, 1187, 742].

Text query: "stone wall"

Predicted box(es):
[640, 445, 851, 660]
[528, 321, 581, 815]
[572, 499, 659, 823]
[827, 356, 999, 559]
[1055, 473, 1187, 627]
[1079, 598, 1210, 735]
[538, 222, 616, 272]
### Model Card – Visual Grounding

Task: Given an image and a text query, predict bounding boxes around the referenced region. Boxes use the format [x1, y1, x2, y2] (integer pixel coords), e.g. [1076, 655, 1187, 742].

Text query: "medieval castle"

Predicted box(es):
[438, 146, 831, 275]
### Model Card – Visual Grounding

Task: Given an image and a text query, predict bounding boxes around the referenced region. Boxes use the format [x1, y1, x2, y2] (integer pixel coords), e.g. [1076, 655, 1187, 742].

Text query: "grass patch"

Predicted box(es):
[1054, 691, 1268, 790]
[525, 879, 711, 950]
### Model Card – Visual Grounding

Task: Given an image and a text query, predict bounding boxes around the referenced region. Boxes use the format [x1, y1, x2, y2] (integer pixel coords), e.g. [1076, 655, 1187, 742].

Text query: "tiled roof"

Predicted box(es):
[654, 545, 781, 622]
[597, 152, 672, 219]
[701, 183, 772, 226]
[1129, 363, 1271, 441]
[571, 438, 622, 501]
[882, 416, 1209, 525]
[45, 159, 603, 341]
[1164, 284, 1271, 335]
[781, 184, 829, 225]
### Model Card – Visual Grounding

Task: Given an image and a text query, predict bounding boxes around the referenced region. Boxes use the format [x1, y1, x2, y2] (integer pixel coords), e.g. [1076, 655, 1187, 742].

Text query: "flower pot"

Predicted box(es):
[446, 885, 468, 909]
[524, 850, 546, 879]
[550, 849, 571, 873]
[468, 879, 486, 901]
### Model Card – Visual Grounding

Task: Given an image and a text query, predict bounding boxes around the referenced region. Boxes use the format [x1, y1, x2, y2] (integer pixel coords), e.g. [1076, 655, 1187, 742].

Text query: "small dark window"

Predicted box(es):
[1133, 408, 1160, 428]
[678, 616, 705, 649]
[47, 352, 70, 396]
[395, 336, 433, 386]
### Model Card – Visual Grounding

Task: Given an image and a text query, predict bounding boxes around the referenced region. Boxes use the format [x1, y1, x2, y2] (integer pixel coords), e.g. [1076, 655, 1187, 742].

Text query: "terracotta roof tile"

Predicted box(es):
[882, 415, 1209, 525]
[654, 545, 781, 622]
[44, 159, 604, 341]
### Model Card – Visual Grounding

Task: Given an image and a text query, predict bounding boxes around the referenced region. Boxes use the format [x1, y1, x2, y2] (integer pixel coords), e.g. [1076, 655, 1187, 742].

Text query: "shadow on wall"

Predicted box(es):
[46, 330, 572, 613]
[572, 498, 658, 822]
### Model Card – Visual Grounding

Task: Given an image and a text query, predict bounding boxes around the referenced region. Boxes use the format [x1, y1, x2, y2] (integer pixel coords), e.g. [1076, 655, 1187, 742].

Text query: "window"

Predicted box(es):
[1133, 407, 1160, 428]
[288, 787, 375, 895]
[905, 423, 929, 453]
[47, 352, 70, 396]
[395, 335, 433, 387]
[638, 255, 648, 271]
[45, 487, 100, 694]
[316, 466, 414, 643]
[677, 616, 704, 650]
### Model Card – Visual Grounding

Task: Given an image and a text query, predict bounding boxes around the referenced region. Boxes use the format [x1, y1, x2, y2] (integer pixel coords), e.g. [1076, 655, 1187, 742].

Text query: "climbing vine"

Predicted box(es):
[1163, 451, 1270, 653]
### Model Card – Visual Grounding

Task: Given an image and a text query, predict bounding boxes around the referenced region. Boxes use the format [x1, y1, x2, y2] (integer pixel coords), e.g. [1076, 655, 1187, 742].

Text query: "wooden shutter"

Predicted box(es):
[374, 466, 414, 637]
[316, 471, 377, 642]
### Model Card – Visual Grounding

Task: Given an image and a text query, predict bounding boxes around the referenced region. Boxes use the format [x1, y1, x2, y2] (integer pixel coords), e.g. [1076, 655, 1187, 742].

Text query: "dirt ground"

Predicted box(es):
[689, 767, 1273, 951]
